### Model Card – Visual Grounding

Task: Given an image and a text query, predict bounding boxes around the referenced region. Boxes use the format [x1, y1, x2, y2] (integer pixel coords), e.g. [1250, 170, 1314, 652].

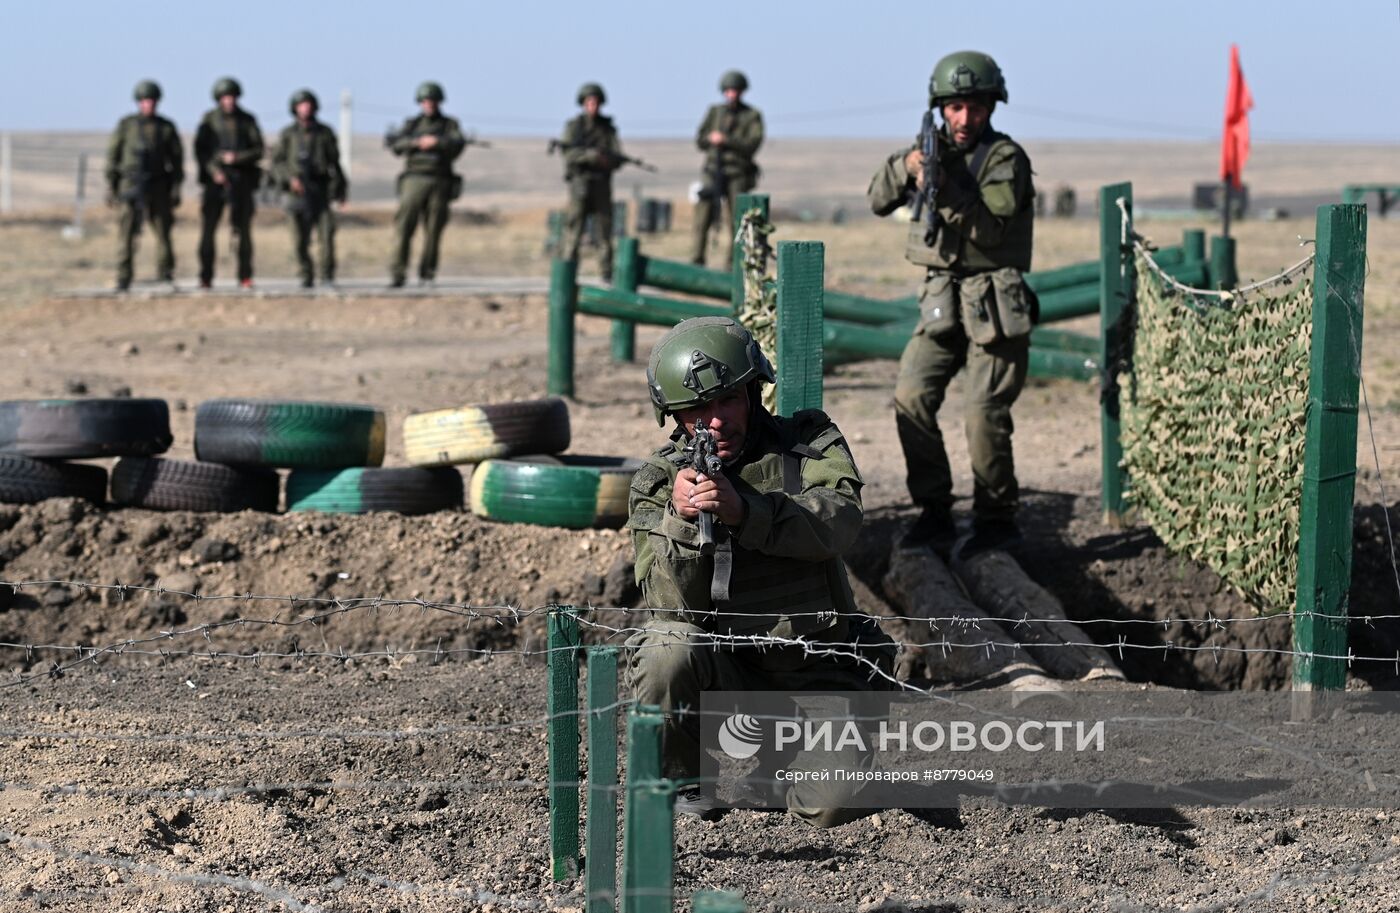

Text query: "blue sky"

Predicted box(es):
[4, 0, 1398, 141]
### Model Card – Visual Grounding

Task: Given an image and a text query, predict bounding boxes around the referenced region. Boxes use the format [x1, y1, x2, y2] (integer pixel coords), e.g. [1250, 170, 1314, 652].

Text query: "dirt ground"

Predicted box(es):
[2, 153, 1400, 911]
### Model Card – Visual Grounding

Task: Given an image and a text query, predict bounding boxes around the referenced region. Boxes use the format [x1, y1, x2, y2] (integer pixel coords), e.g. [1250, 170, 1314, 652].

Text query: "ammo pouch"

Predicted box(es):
[959, 267, 1036, 346]
[915, 272, 958, 337]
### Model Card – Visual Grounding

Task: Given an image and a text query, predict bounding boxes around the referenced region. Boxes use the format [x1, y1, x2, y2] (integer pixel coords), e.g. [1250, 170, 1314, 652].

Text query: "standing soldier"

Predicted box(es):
[105, 80, 183, 292]
[690, 70, 764, 267]
[558, 83, 622, 282]
[387, 81, 466, 288]
[194, 77, 264, 289]
[271, 89, 346, 289]
[867, 51, 1036, 556]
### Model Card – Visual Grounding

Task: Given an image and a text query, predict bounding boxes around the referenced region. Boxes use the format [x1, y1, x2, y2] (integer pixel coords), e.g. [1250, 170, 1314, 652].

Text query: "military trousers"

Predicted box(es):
[689, 173, 755, 267]
[894, 316, 1029, 524]
[288, 201, 336, 284]
[391, 174, 452, 283]
[627, 619, 886, 828]
[198, 182, 256, 284]
[565, 176, 614, 281]
[116, 184, 176, 287]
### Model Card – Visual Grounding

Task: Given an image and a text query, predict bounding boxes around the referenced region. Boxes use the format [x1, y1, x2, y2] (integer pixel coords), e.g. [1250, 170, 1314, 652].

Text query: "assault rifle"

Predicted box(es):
[121, 136, 152, 235]
[909, 108, 940, 244]
[383, 123, 490, 151]
[700, 112, 729, 233]
[546, 139, 657, 173]
[683, 425, 723, 554]
[291, 144, 325, 217]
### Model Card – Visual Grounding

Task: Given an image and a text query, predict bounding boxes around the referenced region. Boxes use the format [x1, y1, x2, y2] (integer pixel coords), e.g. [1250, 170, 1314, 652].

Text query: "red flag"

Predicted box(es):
[1220, 44, 1253, 189]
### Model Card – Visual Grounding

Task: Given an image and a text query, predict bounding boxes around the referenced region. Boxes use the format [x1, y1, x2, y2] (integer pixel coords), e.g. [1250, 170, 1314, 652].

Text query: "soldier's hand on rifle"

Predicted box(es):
[290, 177, 305, 195]
[672, 468, 702, 521]
[212, 170, 226, 186]
[220, 151, 237, 165]
[707, 130, 726, 147]
[904, 149, 925, 187]
[417, 134, 440, 150]
[687, 470, 745, 527]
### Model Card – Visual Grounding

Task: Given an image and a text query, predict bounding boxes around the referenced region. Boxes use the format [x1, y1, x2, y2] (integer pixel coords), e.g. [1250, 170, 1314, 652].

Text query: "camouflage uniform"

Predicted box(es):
[388, 86, 466, 286]
[690, 72, 764, 266]
[105, 83, 183, 290]
[867, 52, 1035, 538]
[271, 93, 346, 286]
[194, 83, 264, 285]
[628, 317, 893, 827]
[560, 89, 623, 282]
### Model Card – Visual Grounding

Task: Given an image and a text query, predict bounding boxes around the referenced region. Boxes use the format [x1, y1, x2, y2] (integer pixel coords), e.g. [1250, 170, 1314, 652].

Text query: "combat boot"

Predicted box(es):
[899, 505, 957, 556]
[958, 519, 1023, 559]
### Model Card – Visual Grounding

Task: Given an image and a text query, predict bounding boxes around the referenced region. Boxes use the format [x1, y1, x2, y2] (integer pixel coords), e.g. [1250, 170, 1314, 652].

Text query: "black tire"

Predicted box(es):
[0, 454, 107, 505]
[194, 399, 386, 469]
[111, 457, 280, 513]
[286, 467, 464, 515]
[402, 397, 571, 466]
[0, 399, 171, 459]
[470, 455, 642, 529]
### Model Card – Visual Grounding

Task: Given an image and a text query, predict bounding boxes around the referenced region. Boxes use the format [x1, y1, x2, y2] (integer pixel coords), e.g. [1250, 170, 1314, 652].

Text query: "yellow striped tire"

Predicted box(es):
[469, 455, 641, 529]
[402, 398, 570, 467]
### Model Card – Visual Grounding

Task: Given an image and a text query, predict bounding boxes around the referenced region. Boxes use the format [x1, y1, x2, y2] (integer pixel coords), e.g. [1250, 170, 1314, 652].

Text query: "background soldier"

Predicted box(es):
[105, 80, 183, 292]
[867, 51, 1036, 556]
[271, 89, 346, 288]
[558, 83, 622, 282]
[194, 77, 264, 289]
[627, 316, 893, 826]
[387, 81, 467, 288]
[690, 70, 764, 266]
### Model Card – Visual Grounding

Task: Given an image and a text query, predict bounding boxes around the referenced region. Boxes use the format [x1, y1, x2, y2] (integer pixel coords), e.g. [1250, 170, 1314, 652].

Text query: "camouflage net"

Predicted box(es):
[1121, 250, 1315, 613]
[736, 207, 778, 414]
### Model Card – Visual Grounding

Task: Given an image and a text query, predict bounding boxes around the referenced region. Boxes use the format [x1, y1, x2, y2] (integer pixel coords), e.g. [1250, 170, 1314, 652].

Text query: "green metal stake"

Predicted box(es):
[775, 240, 825, 417]
[586, 647, 620, 913]
[1293, 203, 1367, 696]
[548, 606, 581, 881]
[622, 705, 669, 913]
[1098, 182, 1134, 528]
[612, 238, 640, 362]
[732, 193, 769, 313]
[1209, 235, 1238, 290]
[1181, 228, 1206, 264]
[693, 890, 748, 912]
[548, 258, 579, 398]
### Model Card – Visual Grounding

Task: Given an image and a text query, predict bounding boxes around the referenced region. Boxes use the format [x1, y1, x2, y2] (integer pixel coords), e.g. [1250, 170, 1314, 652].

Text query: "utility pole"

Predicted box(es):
[339, 90, 353, 180]
[0, 132, 12, 214]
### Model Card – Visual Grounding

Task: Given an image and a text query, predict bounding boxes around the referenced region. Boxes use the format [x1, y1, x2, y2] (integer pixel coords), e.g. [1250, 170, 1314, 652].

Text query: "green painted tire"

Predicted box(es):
[0, 454, 107, 505]
[469, 455, 642, 529]
[286, 466, 464, 515]
[402, 397, 570, 467]
[0, 398, 171, 459]
[195, 399, 386, 469]
[111, 457, 280, 513]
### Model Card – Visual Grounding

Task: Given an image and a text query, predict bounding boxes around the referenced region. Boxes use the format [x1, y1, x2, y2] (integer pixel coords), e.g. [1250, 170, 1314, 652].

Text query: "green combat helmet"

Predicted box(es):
[576, 82, 606, 106]
[133, 80, 162, 102]
[928, 51, 1007, 108]
[212, 77, 243, 100]
[289, 88, 319, 115]
[647, 316, 775, 426]
[719, 70, 749, 92]
[416, 81, 445, 103]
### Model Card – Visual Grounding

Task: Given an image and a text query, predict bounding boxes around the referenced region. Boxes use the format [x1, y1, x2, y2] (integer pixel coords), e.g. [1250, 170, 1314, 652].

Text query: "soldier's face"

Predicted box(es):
[723, 88, 742, 105]
[420, 99, 440, 117]
[941, 97, 991, 148]
[138, 99, 157, 117]
[582, 96, 601, 116]
[678, 387, 750, 461]
[218, 95, 237, 114]
[295, 101, 315, 121]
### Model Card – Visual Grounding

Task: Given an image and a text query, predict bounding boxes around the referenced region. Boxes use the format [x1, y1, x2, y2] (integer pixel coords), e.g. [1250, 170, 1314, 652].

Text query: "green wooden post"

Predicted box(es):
[693, 890, 747, 912]
[586, 647, 620, 913]
[548, 606, 581, 881]
[1209, 235, 1238, 290]
[1293, 203, 1367, 694]
[548, 258, 578, 398]
[1181, 228, 1206, 264]
[611, 238, 640, 362]
[775, 241, 825, 417]
[621, 705, 670, 913]
[732, 193, 769, 313]
[1098, 182, 1134, 528]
